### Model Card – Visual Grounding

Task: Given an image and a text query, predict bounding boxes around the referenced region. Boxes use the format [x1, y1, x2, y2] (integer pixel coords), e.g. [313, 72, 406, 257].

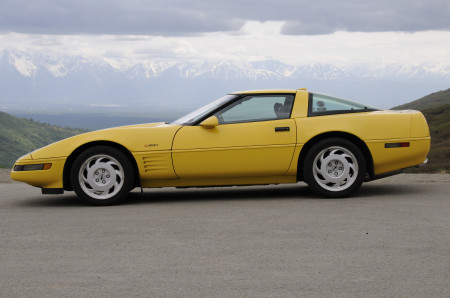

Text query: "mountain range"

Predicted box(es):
[1, 49, 450, 116]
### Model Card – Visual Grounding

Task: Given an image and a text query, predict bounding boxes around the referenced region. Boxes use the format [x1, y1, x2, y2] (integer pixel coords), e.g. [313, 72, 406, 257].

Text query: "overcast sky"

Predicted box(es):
[1, 0, 449, 68]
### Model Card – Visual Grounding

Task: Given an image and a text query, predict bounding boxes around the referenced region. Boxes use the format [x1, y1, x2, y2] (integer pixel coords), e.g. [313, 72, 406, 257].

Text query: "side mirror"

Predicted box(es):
[200, 116, 219, 128]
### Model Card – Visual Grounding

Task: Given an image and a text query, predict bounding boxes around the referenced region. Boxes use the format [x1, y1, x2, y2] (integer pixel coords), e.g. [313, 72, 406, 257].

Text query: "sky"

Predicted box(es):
[1, 0, 450, 69]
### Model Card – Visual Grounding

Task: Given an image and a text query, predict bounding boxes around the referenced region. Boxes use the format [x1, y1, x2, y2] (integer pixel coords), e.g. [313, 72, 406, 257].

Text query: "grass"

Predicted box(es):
[0, 111, 86, 168]
[394, 88, 450, 110]
[404, 103, 450, 173]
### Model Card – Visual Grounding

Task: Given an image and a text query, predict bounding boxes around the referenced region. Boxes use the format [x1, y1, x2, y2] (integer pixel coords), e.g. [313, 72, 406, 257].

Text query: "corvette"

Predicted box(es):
[11, 88, 430, 205]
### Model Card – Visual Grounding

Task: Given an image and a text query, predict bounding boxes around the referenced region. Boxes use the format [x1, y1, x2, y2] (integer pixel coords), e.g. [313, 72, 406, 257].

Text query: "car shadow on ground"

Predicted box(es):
[15, 183, 313, 207]
[13, 181, 428, 208]
[126, 184, 316, 204]
[358, 182, 427, 198]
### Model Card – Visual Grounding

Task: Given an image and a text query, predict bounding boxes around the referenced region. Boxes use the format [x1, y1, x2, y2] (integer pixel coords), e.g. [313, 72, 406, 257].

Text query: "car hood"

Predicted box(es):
[30, 122, 182, 160]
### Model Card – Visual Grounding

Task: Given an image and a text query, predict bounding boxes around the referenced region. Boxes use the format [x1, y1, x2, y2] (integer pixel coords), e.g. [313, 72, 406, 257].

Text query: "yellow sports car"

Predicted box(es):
[11, 88, 430, 205]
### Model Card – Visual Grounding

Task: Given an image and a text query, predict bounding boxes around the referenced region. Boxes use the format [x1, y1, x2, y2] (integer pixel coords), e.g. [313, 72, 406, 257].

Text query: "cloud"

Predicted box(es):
[280, 0, 450, 35]
[5, 29, 450, 70]
[0, 0, 244, 35]
[0, 0, 449, 36]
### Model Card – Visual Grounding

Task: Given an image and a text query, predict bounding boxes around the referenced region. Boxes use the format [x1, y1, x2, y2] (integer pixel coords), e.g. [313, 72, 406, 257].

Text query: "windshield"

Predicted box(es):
[171, 94, 237, 125]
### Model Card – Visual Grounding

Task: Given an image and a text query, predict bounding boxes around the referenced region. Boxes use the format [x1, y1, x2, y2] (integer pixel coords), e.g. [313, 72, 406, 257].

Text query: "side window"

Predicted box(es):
[214, 95, 294, 124]
[309, 93, 375, 116]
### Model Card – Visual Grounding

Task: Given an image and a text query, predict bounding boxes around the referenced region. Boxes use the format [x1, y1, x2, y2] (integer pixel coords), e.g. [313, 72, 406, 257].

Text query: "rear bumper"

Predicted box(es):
[367, 137, 430, 175]
[365, 157, 428, 182]
[417, 158, 428, 168]
[365, 169, 403, 182]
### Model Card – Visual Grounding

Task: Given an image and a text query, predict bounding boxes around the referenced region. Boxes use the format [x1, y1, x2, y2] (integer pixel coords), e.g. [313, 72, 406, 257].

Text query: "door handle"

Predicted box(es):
[275, 127, 290, 132]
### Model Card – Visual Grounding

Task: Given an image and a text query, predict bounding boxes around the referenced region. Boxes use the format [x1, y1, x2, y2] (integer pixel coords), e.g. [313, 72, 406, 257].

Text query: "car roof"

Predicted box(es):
[232, 88, 307, 95]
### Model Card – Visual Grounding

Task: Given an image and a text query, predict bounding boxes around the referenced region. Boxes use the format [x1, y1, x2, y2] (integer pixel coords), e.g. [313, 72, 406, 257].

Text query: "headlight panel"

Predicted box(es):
[13, 163, 52, 171]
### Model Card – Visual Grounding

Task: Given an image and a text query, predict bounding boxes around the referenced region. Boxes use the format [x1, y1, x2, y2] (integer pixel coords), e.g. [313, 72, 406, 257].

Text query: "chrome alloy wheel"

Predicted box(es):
[78, 154, 124, 200]
[312, 146, 358, 192]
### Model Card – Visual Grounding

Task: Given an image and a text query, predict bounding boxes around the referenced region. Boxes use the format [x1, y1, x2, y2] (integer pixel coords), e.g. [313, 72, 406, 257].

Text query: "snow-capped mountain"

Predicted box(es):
[126, 60, 177, 80]
[0, 49, 356, 81]
[0, 49, 449, 112]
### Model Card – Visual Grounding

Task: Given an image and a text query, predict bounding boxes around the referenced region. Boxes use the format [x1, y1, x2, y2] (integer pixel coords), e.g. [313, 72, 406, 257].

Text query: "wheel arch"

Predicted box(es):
[63, 141, 140, 191]
[297, 131, 374, 181]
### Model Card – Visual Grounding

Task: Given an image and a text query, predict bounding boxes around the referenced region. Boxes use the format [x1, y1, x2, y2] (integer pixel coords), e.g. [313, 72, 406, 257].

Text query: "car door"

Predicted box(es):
[172, 94, 297, 178]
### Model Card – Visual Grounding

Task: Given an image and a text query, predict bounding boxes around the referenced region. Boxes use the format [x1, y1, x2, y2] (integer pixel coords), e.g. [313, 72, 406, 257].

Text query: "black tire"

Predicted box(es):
[70, 146, 134, 205]
[303, 138, 366, 198]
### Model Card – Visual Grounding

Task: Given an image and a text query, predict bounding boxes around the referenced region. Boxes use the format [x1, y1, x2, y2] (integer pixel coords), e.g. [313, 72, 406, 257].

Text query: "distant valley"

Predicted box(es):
[11, 113, 168, 130]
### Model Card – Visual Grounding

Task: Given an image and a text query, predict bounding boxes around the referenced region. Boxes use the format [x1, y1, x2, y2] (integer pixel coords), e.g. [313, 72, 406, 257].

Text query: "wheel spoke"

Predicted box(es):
[78, 154, 125, 200]
[81, 174, 91, 186]
[312, 145, 359, 192]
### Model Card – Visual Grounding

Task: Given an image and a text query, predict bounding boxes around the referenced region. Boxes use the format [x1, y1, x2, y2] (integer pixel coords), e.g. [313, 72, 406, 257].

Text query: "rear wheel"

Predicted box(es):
[70, 146, 134, 205]
[303, 138, 366, 198]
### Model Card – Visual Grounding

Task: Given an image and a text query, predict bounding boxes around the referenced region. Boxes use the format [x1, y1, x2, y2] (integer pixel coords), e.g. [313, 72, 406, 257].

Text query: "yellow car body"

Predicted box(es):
[11, 88, 430, 205]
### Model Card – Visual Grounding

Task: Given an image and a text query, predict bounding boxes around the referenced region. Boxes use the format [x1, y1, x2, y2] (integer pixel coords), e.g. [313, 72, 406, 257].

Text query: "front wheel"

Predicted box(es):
[303, 138, 366, 198]
[70, 146, 134, 205]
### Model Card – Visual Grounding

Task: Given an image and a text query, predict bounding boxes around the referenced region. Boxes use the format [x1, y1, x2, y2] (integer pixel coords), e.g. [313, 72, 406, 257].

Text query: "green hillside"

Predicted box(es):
[393, 88, 450, 173]
[394, 88, 450, 110]
[404, 103, 450, 173]
[0, 111, 86, 168]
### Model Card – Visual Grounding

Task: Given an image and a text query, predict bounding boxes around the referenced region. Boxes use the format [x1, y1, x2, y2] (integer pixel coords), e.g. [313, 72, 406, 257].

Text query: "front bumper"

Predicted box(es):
[10, 157, 66, 189]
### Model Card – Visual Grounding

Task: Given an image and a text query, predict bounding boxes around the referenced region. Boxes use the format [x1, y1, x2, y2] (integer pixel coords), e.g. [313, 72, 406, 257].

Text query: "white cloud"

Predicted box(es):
[239, 21, 284, 36]
[1, 0, 449, 35]
[1, 23, 450, 71]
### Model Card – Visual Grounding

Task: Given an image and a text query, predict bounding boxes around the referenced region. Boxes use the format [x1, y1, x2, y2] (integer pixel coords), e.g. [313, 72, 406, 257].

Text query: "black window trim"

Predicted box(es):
[307, 92, 378, 117]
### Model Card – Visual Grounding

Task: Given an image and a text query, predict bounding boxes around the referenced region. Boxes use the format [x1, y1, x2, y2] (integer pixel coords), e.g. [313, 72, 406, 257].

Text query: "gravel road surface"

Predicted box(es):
[1, 169, 449, 297]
